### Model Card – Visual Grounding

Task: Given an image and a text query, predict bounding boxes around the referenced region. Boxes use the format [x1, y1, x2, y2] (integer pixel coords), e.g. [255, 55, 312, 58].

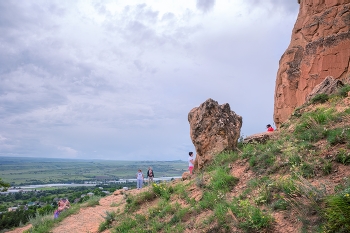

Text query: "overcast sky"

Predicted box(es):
[0, 0, 299, 161]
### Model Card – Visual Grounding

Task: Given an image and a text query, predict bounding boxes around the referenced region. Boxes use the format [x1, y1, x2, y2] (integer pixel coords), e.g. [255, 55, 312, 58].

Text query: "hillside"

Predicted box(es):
[8, 87, 350, 233]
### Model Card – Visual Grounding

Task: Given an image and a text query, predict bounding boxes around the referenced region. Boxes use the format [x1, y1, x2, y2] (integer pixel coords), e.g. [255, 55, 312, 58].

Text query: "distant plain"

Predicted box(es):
[0, 156, 187, 185]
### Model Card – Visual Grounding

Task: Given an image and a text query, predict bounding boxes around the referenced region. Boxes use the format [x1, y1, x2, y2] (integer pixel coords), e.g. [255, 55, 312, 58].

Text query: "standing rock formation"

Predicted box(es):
[274, 0, 350, 127]
[188, 98, 242, 170]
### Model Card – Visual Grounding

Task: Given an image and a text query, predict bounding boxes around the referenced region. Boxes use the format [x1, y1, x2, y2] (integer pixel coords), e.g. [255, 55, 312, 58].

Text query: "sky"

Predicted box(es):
[0, 0, 299, 161]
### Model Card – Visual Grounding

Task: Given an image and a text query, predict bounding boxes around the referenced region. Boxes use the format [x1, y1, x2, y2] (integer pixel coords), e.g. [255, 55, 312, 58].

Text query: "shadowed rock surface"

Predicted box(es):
[306, 76, 344, 102]
[274, 0, 350, 128]
[188, 98, 242, 170]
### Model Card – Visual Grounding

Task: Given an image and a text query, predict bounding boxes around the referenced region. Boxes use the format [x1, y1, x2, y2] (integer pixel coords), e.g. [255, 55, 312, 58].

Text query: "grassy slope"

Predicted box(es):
[98, 87, 350, 233]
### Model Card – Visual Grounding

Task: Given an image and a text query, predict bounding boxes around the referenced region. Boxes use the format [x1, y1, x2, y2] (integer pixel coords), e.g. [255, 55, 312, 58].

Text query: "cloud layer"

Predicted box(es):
[0, 0, 299, 160]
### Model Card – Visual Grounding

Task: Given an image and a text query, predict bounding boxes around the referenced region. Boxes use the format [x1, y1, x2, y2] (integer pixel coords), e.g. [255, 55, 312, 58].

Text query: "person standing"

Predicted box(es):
[136, 169, 144, 190]
[147, 167, 154, 185]
[188, 152, 194, 175]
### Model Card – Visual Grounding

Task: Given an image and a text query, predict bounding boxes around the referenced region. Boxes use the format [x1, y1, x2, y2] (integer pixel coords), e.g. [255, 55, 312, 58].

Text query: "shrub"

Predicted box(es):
[83, 195, 101, 207]
[230, 199, 274, 231]
[325, 128, 350, 145]
[152, 182, 173, 200]
[322, 161, 333, 175]
[323, 188, 350, 232]
[296, 126, 325, 142]
[271, 199, 289, 210]
[336, 149, 350, 165]
[212, 151, 239, 166]
[249, 152, 276, 174]
[337, 84, 350, 97]
[98, 211, 116, 232]
[274, 177, 299, 196]
[310, 93, 329, 104]
[209, 167, 239, 193]
[125, 191, 157, 212]
[113, 217, 138, 232]
[300, 162, 315, 178]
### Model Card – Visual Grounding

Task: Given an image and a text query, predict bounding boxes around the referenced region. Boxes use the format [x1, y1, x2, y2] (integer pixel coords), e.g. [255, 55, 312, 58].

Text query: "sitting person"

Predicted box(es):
[266, 124, 274, 132]
[54, 198, 70, 219]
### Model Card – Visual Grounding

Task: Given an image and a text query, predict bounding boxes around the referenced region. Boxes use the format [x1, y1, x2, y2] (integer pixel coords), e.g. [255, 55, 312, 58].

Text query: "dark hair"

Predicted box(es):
[189, 152, 193, 156]
[266, 124, 271, 128]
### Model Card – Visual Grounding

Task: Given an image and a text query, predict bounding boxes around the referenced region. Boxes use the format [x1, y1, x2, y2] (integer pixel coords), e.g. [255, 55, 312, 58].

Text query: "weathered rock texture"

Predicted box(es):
[274, 0, 350, 127]
[188, 98, 242, 170]
[243, 132, 275, 144]
[306, 76, 344, 101]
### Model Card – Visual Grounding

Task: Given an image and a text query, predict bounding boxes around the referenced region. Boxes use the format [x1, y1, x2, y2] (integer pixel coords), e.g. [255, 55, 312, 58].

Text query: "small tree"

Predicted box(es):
[0, 178, 10, 191]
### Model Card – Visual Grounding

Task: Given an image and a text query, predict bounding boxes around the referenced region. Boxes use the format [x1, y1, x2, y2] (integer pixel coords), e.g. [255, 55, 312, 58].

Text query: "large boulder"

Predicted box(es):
[188, 98, 242, 170]
[274, 0, 350, 128]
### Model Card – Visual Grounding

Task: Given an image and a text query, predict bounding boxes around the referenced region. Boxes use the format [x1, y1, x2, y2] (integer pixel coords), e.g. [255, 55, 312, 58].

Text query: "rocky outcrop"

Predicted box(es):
[274, 0, 350, 128]
[188, 98, 242, 170]
[243, 132, 275, 144]
[306, 76, 344, 102]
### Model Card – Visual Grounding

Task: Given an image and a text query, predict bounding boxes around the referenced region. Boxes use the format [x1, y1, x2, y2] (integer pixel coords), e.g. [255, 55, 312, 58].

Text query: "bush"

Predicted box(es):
[310, 93, 329, 104]
[325, 128, 350, 145]
[336, 149, 350, 165]
[152, 182, 173, 200]
[98, 211, 116, 232]
[209, 167, 239, 193]
[230, 199, 274, 231]
[337, 84, 350, 97]
[323, 188, 350, 232]
[271, 199, 289, 210]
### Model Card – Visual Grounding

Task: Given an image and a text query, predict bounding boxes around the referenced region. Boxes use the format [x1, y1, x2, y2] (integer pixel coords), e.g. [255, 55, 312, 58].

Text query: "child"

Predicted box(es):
[188, 152, 194, 175]
[136, 169, 144, 190]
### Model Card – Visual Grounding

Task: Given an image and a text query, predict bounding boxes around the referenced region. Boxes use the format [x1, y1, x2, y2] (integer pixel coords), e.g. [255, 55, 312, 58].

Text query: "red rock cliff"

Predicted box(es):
[274, 0, 350, 127]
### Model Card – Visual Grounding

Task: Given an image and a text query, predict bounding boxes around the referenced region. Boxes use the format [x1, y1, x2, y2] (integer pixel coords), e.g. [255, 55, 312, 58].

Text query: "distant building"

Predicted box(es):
[8, 207, 18, 212]
[87, 192, 94, 197]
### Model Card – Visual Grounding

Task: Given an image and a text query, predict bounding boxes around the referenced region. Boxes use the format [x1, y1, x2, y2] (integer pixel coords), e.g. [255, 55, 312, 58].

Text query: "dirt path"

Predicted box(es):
[51, 190, 140, 233]
[5, 189, 141, 233]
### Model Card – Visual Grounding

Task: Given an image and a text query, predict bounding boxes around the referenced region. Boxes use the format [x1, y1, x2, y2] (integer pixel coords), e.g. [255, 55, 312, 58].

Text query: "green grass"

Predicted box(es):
[336, 149, 350, 165]
[323, 187, 350, 232]
[310, 93, 329, 104]
[230, 199, 274, 231]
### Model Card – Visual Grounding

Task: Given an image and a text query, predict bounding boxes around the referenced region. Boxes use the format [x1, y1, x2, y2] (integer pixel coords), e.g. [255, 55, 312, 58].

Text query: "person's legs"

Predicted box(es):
[140, 180, 143, 189]
[189, 166, 194, 175]
[137, 179, 141, 189]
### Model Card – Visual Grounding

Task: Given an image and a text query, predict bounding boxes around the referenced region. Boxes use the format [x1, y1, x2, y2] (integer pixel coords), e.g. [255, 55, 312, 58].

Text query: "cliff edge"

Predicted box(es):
[274, 0, 350, 127]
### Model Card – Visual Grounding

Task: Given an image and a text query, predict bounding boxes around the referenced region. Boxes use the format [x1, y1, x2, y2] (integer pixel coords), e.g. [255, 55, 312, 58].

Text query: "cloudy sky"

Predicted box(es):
[0, 0, 299, 161]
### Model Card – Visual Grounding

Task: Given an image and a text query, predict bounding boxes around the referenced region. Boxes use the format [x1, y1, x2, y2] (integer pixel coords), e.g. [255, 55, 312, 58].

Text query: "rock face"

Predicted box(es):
[306, 76, 344, 102]
[188, 98, 242, 170]
[274, 0, 350, 128]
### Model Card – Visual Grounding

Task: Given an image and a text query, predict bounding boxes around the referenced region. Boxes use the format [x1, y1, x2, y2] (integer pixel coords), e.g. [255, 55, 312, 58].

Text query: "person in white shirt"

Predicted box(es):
[136, 169, 144, 190]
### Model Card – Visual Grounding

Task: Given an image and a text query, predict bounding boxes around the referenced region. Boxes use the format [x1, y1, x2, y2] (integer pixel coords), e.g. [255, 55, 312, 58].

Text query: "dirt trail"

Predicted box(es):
[6, 189, 140, 233]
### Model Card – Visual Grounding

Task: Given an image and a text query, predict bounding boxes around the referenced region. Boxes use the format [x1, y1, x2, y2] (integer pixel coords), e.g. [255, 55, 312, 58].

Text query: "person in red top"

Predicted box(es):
[266, 124, 274, 132]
